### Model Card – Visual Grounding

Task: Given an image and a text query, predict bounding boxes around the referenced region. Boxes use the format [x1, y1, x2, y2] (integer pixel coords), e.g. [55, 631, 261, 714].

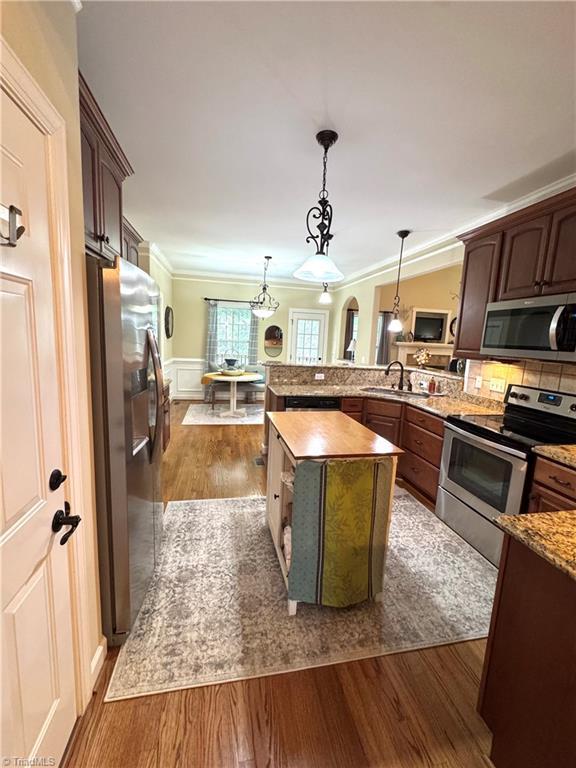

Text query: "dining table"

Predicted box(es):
[200, 371, 264, 418]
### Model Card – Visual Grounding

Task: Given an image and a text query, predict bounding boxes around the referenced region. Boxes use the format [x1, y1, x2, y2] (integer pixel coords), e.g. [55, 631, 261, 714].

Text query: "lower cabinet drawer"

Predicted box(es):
[365, 398, 403, 419]
[341, 397, 363, 413]
[345, 412, 363, 422]
[365, 414, 401, 445]
[405, 405, 444, 437]
[533, 457, 576, 500]
[402, 421, 443, 468]
[398, 450, 440, 502]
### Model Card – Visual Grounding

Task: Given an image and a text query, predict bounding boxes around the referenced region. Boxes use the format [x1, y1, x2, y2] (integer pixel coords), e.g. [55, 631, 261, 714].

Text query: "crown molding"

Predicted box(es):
[150, 242, 173, 275]
[172, 270, 321, 291]
[70, 0, 83, 12]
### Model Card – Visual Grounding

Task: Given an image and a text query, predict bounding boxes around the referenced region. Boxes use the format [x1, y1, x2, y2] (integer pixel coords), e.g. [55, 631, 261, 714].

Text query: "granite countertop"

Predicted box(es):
[497, 511, 576, 581]
[532, 445, 576, 470]
[268, 384, 502, 418]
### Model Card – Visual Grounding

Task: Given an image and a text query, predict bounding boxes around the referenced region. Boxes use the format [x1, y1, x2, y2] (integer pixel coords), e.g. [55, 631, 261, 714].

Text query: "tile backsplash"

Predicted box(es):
[464, 360, 576, 401]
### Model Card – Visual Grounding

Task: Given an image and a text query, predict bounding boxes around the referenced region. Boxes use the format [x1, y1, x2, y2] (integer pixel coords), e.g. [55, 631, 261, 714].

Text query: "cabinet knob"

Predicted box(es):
[273, 493, 280, 500]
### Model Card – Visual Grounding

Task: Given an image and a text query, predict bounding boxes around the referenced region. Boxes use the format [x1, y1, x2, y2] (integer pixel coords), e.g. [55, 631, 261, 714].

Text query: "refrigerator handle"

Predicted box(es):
[147, 329, 164, 460]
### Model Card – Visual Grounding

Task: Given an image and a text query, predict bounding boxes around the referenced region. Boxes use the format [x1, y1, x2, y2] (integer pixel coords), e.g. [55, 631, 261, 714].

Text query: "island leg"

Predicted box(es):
[288, 599, 298, 616]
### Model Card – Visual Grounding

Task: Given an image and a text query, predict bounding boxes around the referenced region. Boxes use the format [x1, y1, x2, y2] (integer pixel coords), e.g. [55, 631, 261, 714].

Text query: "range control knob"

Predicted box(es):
[518, 394, 529, 401]
[570, 404, 576, 412]
[509, 392, 518, 399]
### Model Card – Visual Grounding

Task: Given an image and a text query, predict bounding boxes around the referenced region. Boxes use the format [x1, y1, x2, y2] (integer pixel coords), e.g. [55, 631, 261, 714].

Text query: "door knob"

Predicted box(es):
[52, 506, 81, 545]
[0, 205, 25, 247]
[49, 468, 67, 491]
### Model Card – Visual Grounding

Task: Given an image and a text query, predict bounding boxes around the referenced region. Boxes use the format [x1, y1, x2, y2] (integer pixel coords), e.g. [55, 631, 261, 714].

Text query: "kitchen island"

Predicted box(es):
[479, 510, 576, 768]
[266, 410, 402, 615]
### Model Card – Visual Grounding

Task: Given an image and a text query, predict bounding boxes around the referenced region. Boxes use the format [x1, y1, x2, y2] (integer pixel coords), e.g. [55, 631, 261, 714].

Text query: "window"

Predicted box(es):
[209, 303, 258, 365]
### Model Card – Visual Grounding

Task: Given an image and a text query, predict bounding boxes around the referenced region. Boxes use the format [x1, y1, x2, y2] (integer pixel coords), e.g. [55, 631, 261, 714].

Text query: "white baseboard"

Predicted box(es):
[89, 636, 107, 696]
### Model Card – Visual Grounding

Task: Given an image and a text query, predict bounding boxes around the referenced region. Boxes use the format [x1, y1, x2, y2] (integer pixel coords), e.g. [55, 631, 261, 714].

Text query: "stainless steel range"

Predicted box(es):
[436, 384, 576, 566]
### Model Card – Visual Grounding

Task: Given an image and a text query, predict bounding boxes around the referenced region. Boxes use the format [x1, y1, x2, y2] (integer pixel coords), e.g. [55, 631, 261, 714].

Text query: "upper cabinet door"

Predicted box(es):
[453, 234, 502, 358]
[80, 122, 101, 254]
[496, 215, 551, 300]
[541, 203, 576, 295]
[99, 148, 123, 261]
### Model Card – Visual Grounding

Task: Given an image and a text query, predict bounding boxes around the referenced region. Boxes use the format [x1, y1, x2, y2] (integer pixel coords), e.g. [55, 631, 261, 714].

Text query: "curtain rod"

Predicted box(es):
[203, 297, 252, 304]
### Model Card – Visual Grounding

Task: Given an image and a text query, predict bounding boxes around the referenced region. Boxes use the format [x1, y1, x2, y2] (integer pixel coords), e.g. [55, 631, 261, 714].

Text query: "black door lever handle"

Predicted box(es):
[52, 507, 82, 545]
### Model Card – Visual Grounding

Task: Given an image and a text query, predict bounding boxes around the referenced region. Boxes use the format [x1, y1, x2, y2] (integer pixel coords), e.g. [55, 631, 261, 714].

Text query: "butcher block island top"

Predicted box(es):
[267, 410, 403, 460]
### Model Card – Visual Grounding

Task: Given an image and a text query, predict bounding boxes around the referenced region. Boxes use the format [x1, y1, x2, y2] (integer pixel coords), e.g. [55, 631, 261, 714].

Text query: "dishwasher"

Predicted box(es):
[285, 396, 341, 411]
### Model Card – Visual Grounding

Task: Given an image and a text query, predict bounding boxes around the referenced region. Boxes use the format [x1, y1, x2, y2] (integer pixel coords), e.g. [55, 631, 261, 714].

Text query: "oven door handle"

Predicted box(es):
[445, 422, 528, 460]
[548, 305, 565, 351]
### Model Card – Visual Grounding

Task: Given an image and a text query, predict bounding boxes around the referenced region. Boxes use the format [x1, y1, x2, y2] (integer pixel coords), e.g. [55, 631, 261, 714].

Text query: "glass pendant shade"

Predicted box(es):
[293, 253, 344, 283]
[318, 282, 332, 304]
[252, 307, 276, 319]
[387, 315, 403, 332]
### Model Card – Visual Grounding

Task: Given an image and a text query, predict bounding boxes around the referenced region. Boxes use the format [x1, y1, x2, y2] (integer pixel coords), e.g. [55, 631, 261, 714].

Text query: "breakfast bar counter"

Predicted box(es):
[266, 411, 402, 615]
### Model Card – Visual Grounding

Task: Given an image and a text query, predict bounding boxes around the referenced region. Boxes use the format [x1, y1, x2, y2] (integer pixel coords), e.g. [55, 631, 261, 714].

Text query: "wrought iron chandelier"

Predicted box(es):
[250, 256, 279, 319]
[388, 230, 411, 332]
[293, 130, 344, 283]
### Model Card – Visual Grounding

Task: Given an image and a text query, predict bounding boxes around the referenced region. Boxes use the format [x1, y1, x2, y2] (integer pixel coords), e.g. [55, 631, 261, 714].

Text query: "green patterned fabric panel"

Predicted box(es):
[321, 459, 375, 607]
[288, 458, 393, 608]
[288, 461, 323, 604]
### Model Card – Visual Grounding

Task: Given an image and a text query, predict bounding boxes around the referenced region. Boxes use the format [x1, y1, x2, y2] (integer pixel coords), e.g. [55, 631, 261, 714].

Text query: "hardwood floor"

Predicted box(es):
[63, 400, 493, 768]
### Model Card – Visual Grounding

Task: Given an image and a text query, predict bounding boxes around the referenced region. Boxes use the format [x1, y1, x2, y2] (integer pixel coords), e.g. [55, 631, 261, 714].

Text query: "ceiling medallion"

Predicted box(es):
[250, 256, 279, 319]
[293, 130, 344, 283]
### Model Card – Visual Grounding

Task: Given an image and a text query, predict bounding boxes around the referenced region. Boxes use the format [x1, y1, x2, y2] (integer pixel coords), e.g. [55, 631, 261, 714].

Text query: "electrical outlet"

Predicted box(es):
[314, 373, 325, 381]
[489, 378, 506, 393]
[475, 376, 482, 389]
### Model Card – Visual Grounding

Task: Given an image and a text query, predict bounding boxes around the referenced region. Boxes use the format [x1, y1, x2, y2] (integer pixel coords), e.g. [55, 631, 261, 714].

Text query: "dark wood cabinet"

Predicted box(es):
[527, 483, 575, 514]
[453, 234, 502, 357]
[364, 414, 400, 445]
[542, 203, 576, 294]
[122, 218, 143, 266]
[497, 215, 551, 300]
[456, 187, 576, 358]
[80, 73, 133, 263]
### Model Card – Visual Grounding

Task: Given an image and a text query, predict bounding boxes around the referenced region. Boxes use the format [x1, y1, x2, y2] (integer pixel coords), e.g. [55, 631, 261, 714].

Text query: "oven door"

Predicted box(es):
[439, 423, 528, 521]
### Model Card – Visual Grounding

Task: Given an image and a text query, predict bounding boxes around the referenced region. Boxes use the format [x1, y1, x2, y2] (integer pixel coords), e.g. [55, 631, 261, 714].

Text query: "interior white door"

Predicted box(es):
[1, 89, 77, 764]
[288, 310, 328, 364]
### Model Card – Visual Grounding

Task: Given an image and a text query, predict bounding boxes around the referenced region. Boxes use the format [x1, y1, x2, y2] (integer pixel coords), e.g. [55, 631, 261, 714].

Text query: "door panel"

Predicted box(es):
[542, 204, 576, 294]
[497, 216, 551, 300]
[454, 234, 502, 356]
[1, 88, 76, 764]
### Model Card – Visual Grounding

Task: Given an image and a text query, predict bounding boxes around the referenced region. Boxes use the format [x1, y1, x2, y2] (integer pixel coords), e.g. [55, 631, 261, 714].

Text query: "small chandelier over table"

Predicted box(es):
[293, 129, 344, 283]
[250, 255, 279, 319]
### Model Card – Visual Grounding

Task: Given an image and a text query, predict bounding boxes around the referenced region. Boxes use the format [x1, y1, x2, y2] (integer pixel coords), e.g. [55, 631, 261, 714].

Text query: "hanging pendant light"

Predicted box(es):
[387, 230, 411, 332]
[318, 282, 332, 305]
[250, 256, 279, 319]
[294, 130, 344, 283]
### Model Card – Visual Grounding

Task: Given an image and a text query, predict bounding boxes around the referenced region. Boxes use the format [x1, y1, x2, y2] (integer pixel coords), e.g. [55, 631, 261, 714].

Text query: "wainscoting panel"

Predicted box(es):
[165, 358, 265, 402]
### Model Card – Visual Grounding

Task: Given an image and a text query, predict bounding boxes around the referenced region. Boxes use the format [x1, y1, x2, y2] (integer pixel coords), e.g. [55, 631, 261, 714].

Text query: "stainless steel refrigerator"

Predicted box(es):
[87, 256, 164, 645]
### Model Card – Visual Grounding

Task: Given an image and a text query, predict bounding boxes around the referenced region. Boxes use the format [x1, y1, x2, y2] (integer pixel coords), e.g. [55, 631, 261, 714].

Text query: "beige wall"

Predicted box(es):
[150, 254, 174, 361]
[2, 1, 102, 707]
[377, 264, 462, 317]
[328, 243, 465, 364]
[170, 275, 326, 362]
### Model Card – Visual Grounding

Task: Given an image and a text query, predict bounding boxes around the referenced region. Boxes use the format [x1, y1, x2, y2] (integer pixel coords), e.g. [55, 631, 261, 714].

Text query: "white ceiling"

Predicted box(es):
[77, 1, 576, 282]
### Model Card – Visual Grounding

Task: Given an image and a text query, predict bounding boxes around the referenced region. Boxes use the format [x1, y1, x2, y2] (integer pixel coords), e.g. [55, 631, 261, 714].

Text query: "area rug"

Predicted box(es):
[105, 491, 497, 701]
[181, 403, 264, 425]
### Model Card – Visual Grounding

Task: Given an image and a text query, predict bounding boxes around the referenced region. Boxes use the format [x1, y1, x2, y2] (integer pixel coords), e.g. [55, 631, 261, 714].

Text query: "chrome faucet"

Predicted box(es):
[385, 360, 406, 391]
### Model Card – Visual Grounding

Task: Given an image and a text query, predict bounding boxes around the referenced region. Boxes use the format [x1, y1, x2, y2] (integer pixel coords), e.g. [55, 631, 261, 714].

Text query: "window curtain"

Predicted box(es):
[376, 311, 392, 365]
[204, 299, 219, 400]
[248, 313, 258, 365]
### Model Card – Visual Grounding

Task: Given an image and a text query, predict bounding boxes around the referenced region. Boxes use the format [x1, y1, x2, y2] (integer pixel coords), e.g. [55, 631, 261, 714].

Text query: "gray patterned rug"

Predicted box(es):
[106, 491, 497, 701]
[182, 403, 264, 425]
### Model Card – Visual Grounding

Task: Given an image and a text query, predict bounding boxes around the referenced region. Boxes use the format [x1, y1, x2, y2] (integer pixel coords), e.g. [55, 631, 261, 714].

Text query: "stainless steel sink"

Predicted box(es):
[360, 386, 430, 398]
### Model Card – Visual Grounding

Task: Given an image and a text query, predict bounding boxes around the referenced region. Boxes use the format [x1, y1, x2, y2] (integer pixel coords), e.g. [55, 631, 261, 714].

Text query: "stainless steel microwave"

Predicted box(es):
[481, 293, 576, 361]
